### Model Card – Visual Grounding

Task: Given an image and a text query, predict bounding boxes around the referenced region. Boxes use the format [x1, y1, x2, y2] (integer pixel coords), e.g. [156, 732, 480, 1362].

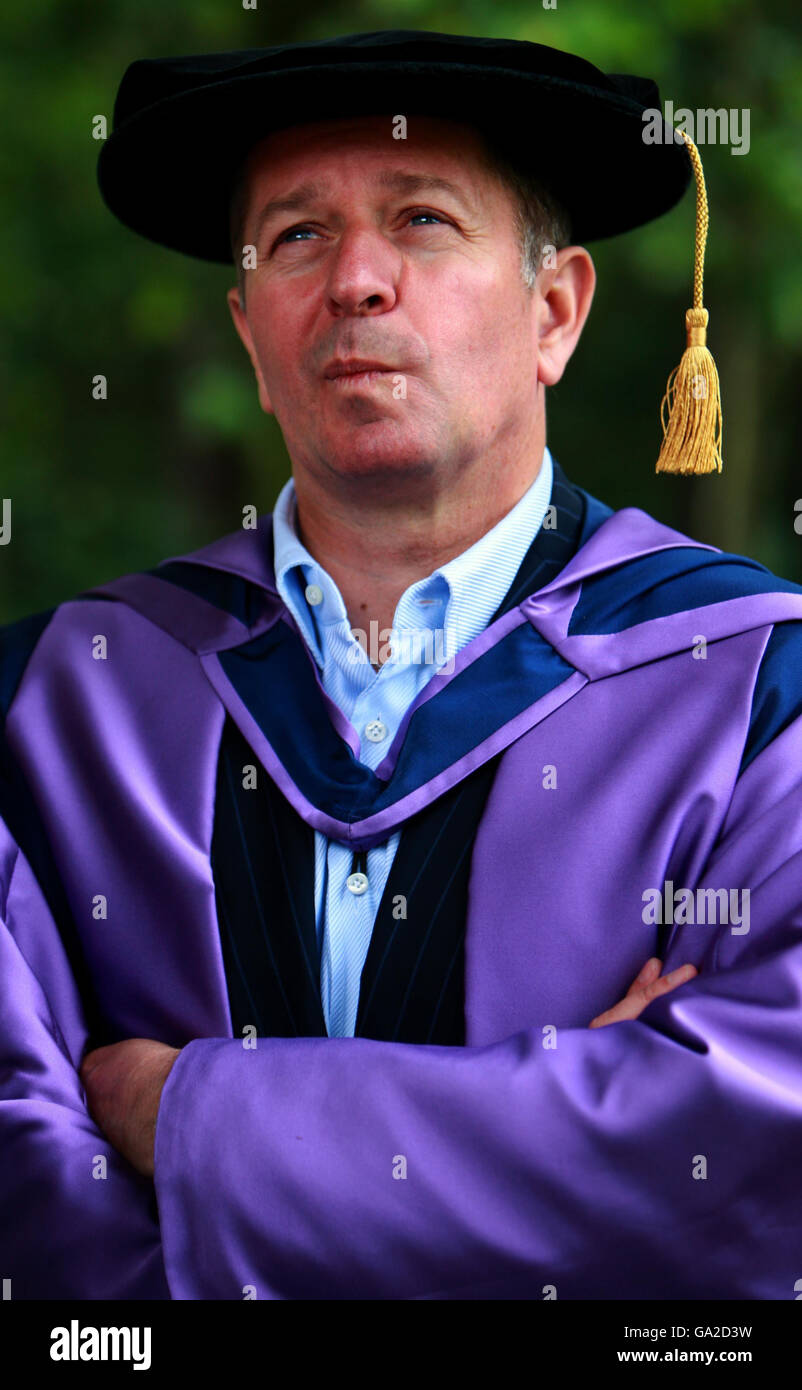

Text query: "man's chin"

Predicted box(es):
[318, 429, 442, 480]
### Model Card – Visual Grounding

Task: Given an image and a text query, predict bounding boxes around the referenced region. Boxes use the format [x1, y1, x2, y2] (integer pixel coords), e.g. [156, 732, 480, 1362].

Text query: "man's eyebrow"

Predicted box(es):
[251, 182, 326, 243]
[251, 171, 476, 242]
[374, 170, 475, 210]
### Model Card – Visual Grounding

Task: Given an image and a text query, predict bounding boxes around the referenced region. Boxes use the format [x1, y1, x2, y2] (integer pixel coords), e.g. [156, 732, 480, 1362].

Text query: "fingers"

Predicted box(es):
[589, 960, 699, 1028]
[625, 956, 662, 996]
[642, 962, 698, 1001]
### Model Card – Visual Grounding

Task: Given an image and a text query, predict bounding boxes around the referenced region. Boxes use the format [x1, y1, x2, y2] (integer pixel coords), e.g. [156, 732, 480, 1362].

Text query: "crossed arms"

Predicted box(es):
[77, 954, 699, 1178]
[2, 703, 801, 1299]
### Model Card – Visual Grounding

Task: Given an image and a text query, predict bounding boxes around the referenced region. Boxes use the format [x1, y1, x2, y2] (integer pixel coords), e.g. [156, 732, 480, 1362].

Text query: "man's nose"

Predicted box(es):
[324, 226, 401, 316]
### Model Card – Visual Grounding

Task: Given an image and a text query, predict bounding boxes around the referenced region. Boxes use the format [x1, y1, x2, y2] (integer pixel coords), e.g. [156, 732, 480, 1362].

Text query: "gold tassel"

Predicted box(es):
[656, 132, 723, 475]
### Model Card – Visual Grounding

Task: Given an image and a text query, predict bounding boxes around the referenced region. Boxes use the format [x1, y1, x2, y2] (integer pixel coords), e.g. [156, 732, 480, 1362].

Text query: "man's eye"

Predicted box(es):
[407, 210, 446, 226]
[273, 210, 449, 249]
[275, 225, 316, 246]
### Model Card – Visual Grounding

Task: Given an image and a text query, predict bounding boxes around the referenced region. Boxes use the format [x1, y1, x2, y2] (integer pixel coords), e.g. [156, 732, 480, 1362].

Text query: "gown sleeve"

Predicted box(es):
[0, 821, 170, 1299]
[152, 705, 802, 1300]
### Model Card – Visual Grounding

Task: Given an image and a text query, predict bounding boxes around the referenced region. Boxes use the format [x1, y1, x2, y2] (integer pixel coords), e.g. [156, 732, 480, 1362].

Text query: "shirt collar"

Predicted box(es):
[415, 447, 553, 652]
[272, 447, 554, 668]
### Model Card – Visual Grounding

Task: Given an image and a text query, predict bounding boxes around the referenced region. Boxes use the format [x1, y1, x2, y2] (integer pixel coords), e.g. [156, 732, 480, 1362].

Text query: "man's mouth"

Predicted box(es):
[327, 369, 394, 387]
[324, 359, 396, 380]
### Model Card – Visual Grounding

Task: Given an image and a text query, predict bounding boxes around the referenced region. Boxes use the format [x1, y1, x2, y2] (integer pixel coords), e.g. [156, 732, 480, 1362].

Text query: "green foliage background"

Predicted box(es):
[2, 0, 801, 622]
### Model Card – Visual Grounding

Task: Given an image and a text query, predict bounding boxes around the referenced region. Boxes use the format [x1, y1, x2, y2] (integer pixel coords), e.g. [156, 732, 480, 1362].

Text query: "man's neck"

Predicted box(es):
[291, 439, 548, 646]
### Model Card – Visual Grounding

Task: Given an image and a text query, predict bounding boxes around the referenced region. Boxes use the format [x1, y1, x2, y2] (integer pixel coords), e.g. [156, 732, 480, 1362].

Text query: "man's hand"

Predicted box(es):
[588, 956, 699, 1029]
[79, 1038, 181, 1178]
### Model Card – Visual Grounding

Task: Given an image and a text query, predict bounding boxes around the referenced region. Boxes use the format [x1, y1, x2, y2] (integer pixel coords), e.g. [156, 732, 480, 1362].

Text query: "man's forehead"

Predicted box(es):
[241, 112, 493, 183]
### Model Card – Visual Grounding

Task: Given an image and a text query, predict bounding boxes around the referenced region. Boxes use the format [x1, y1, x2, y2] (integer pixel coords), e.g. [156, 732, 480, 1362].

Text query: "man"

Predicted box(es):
[2, 30, 802, 1300]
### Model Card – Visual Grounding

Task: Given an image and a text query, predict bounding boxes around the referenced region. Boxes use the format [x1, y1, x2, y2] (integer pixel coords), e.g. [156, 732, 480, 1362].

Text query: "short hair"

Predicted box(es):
[229, 125, 572, 309]
[480, 132, 573, 289]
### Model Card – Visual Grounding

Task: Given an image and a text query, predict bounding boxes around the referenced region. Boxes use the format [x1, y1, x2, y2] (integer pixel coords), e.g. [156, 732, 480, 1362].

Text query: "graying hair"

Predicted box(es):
[229, 128, 572, 308]
[480, 134, 573, 289]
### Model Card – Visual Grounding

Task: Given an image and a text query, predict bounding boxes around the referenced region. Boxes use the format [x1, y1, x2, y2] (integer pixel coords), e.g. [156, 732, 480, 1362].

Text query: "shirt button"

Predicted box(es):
[346, 871, 369, 895]
[364, 718, 388, 742]
[305, 583, 323, 606]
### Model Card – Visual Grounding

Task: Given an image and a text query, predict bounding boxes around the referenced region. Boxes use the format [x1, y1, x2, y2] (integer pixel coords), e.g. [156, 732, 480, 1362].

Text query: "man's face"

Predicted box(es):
[228, 114, 551, 494]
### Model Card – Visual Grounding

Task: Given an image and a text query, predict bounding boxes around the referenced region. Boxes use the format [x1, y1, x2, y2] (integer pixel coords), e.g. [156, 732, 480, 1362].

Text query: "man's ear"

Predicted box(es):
[226, 285, 274, 415]
[534, 247, 596, 388]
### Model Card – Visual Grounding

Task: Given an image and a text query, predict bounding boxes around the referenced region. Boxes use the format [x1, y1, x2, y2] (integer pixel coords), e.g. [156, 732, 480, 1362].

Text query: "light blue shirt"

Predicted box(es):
[273, 447, 554, 1037]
